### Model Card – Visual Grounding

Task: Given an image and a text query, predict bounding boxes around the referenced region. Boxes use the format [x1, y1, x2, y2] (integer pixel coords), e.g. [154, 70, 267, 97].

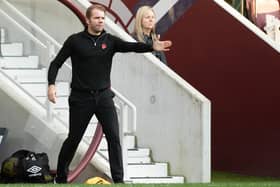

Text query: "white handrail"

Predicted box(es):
[153, 0, 179, 22]
[74, 0, 91, 8]
[120, 104, 129, 181]
[112, 87, 137, 133]
[46, 42, 56, 121]
[0, 68, 69, 127]
[0, 9, 46, 48]
[2, 0, 61, 49]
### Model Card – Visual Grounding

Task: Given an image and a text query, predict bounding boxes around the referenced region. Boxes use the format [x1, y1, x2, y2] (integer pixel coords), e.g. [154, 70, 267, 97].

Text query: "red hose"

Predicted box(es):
[68, 123, 103, 183]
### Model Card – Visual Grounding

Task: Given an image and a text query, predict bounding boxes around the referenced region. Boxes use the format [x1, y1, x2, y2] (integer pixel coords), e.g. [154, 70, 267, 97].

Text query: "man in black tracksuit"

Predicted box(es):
[47, 4, 171, 183]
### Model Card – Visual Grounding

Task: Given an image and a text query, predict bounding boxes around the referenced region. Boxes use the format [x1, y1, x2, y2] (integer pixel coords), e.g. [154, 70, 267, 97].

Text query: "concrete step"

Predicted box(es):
[126, 156, 151, 164]
[21, 82, 69, 96]
[127, 163, 168, 178]
[55, 109, 99, 124]
[83, 135, 150, 164]
[128, 176, 184, 183]
[0, 56, 39, 68]
[99, 135, 136, 150]
[97, 147, 151, 164]
[1, 43, 23, 56]
[3, 68, 46, 82]
[99, 148, 150, 158]
[84, 134, 146, 163]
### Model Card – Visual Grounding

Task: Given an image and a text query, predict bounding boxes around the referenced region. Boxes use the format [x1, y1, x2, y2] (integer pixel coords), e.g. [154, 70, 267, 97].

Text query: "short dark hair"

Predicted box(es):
[86, 4, 106, 19]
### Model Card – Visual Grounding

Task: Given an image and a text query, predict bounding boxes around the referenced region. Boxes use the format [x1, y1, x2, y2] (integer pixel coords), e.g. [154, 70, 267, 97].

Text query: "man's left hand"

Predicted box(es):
[153, 35, 172, 51]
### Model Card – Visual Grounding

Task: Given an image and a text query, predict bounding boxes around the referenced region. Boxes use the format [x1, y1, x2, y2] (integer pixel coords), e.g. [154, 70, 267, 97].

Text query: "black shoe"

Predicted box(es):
[114, 180, 124, 184]
[54, 176, 67, 184]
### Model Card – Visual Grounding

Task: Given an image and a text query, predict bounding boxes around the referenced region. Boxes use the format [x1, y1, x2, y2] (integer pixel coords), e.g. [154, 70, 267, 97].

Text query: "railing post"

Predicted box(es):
[0, 28, 4, 57]
[120, 103, 129, 181]
[46, 42, 55, 121]
[0, 28, 5, 43]
[46, 100, 53, 122]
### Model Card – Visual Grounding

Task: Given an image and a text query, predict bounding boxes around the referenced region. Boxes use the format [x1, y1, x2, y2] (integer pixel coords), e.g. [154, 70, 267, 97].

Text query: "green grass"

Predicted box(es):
[1, 171, 280, 187]
[212, 171, 279, 182]
[209, 171, 280, 187]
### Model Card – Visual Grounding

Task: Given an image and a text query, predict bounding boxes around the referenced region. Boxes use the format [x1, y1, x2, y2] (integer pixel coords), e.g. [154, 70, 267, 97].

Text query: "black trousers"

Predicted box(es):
[56, 88, 123, 183]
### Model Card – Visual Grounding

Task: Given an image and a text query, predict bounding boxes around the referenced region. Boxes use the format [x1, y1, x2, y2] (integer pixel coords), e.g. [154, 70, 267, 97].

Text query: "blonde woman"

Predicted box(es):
[132, 6, 168, 65]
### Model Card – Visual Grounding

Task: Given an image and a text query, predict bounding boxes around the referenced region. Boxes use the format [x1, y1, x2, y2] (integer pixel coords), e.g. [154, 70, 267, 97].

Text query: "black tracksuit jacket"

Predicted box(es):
[48, 30, 153, 90]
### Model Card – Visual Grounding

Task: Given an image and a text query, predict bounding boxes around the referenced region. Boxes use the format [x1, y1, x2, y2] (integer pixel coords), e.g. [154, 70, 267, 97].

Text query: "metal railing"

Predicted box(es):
[0, 68, 68, 127]
[0, 9, 46, 49]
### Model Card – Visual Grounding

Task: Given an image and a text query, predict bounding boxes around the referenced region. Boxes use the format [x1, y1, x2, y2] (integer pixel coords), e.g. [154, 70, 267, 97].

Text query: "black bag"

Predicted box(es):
[0, 149, 53, 183]
[0, 150, 28, 183]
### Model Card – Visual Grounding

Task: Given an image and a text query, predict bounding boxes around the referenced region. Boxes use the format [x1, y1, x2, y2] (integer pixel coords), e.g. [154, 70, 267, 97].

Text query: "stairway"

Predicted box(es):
[0, 28, 184, 183]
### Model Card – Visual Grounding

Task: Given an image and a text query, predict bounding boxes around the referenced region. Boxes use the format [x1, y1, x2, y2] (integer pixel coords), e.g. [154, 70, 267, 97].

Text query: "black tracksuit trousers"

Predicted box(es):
[56, 88, 123, 183]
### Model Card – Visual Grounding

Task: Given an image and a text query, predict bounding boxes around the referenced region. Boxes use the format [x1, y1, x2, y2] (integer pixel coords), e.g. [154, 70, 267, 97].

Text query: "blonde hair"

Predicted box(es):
[133, 6, 157, 43]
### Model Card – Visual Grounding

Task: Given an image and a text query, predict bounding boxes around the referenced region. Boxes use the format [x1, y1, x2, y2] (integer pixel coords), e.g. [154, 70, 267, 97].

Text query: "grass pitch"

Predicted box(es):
[0, 171, 280, 187]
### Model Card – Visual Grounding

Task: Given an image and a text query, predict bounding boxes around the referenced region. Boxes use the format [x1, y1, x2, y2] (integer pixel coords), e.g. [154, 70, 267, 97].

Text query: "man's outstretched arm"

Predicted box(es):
[153, 39, 172, 51]
[112, 35, 172, 53]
